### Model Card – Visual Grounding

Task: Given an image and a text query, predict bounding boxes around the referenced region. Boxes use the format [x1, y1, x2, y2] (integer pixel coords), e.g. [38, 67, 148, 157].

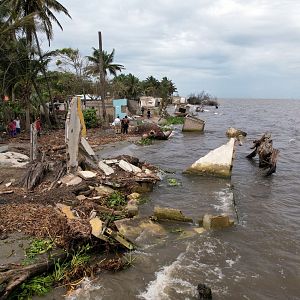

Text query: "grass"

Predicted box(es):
[165, 116, 184, 125]
[107, 191, 126, 208]
[167, 178, 180, 186]
[137, 137, 153, 146]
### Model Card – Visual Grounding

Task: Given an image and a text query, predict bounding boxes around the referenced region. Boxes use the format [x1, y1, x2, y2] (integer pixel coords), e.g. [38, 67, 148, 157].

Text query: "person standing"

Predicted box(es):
[15, 117, 21, 134]
[122, 116, 129, 134]
[147, 109, 151, 119]
[113, 115, 121, 134]
[141, 106, 145, 116]
[8, 119, 16, 137]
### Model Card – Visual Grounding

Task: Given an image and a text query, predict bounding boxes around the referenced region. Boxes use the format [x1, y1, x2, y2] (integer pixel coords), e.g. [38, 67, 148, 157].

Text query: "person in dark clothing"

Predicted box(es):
[122, 116, 129, 134]
[141, 106, 145, 116]
[147, 109, 151, 119]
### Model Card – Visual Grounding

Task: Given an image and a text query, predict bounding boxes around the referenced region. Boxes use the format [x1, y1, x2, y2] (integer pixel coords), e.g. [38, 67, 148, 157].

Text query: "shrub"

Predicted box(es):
[83, 108, 99, 128]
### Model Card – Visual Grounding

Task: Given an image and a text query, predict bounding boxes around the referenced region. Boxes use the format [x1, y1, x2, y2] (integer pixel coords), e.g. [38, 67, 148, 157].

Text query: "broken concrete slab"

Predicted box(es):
[185, 138, 236, 178]
[154, 206, 193, 223]
[103, 159, 118, 165]
[78, 170, 97, 180]
[0, 151, 29, 168]
[98, 161, 114, 176]
[60, 174, 82, 186]
[118, 159, 142, 174]
[95, 185, 115, 197]
[202, 214, 234, 230]
[80, 137, 95, 156]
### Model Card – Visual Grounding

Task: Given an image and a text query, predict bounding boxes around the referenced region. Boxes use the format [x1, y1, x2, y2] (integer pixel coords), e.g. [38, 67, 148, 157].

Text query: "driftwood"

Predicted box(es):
[0, 252, 67, 300]
[246, 133, 279, 176]
[21, 160, 49, 190]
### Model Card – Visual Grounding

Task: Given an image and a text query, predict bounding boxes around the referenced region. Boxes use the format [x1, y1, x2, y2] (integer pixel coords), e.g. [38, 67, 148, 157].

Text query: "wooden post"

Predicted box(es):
[65, 97, 81, 173]
[98, 31, 106, 120]
[30, 123, 37, 161]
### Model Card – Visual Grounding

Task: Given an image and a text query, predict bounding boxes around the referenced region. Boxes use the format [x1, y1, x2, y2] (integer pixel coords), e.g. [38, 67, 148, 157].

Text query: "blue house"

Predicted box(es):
[113, 98, 128, 119]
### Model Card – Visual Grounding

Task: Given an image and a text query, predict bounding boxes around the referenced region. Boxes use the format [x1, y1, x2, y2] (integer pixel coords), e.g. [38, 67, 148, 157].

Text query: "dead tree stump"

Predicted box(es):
[246, 133, 279, 176]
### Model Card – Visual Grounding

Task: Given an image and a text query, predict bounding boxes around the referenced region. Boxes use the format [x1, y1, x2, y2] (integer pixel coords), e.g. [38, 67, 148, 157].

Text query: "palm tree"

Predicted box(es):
[86, 48, 124, 119]
[142, 76, 160, 97]
[3, 0, 71, 125]
[86, 48, 125, 77]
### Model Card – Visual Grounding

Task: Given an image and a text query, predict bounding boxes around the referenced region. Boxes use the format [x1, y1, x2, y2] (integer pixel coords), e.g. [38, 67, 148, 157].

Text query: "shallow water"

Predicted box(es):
[68, 99, 300, 300]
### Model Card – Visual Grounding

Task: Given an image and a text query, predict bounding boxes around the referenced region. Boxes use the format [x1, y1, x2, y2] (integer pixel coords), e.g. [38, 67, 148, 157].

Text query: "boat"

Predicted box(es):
[182, 115, 205, 132]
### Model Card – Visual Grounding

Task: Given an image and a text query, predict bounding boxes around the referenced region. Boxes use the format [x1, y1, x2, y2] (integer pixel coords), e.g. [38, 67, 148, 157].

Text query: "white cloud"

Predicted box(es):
[44, 0, 300, 98]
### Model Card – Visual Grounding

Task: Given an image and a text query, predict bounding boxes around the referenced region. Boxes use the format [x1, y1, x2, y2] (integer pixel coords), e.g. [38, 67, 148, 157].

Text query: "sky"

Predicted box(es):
[45, 0, 300, 98]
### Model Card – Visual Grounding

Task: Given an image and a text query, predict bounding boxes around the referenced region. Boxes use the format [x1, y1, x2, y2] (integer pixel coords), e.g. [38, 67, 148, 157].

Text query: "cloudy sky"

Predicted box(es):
[45, 0, 300, 98]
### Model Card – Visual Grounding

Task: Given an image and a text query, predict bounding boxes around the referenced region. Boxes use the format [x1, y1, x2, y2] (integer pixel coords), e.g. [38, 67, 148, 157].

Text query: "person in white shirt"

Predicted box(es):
[113, 115, 121, 134]
[14, 117, 21, 134]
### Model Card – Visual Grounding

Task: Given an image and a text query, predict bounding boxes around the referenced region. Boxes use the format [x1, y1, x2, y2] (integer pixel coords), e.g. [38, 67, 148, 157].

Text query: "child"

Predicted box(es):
[8, 119, 16, 137]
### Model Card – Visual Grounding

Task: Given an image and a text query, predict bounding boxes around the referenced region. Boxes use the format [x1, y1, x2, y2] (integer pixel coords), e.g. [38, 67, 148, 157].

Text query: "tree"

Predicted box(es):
[3, 0, 71, 126]
[86, 48, 124, 119]
[86, 48, 125, 78]
[142, 76, 160, 97]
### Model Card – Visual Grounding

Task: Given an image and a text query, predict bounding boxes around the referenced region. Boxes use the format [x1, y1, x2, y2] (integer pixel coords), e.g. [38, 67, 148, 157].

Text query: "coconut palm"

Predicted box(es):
[86, 48, 125, 78]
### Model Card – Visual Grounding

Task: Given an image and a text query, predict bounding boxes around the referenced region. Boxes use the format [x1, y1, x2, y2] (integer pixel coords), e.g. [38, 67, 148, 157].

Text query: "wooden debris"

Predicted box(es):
[246, 133, 279, 176]
[0, 190, 14, 195]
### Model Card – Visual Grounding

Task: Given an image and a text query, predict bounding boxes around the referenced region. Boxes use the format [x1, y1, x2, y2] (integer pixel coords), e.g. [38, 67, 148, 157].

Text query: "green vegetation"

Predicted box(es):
[14, 244, 92, 300]
[107, 191, 126, 208]
[22, 239, 54, 265]
[167, 178, 181, 186]
[137, 137, 153, 146]
[165, 116, 185, 125]
[187, 91, 219, 106]
[83, 108, 99, 128]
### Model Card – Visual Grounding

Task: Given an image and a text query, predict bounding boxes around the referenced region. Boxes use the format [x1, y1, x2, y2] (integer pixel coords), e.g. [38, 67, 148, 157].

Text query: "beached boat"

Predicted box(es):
[182, 115, 205, 132]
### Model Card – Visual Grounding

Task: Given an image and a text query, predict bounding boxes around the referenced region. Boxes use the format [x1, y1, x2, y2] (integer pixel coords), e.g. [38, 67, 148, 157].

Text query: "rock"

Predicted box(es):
[0, 151, 29, 168]
[127, 192, 140, 201]
[193, 227, 205, 234]
[0, 145, 8, 153]
[185, 138, 236, 177]
[76, 195, 86, 201]
[61, 174, 82, 186]
[118, 159, 142, 173]
[98, 161, 114, 176]
[154, 206, 193, 223]
[95, 185, 115, 197]
[197, 283, 212, 299]
[202, 214, 234, 230]
[114, 218, 166, 241]
[125, 204, 139, 217]
[78, 170, 97, 180]
[89, 217, 103, 237]
[226, 127, 247, 138]
[131, 181, 154, 193]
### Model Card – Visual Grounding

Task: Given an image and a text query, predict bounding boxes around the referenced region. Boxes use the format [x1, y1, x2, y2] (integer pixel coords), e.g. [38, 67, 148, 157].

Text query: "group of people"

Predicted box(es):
[113, 115, 130, 134]
[7, 117, 20, 137]
[7, 117, 42, 138]
[141, 107, 151, 119]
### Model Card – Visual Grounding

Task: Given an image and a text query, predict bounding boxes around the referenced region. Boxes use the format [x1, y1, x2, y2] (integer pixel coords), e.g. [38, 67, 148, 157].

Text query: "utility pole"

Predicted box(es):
[98, 31, 106, 120]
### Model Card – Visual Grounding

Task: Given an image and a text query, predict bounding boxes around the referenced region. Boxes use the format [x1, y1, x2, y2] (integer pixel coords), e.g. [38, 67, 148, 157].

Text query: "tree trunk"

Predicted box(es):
[33, 31, 57, 125]
[33, 80, 51, 127]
